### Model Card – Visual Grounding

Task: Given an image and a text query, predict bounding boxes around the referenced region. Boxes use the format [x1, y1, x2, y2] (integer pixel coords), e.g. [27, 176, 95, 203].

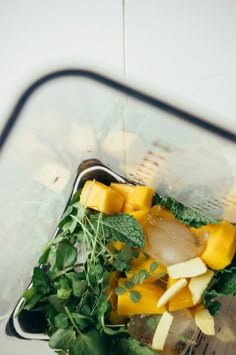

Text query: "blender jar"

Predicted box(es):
[0, 70, 235, 354]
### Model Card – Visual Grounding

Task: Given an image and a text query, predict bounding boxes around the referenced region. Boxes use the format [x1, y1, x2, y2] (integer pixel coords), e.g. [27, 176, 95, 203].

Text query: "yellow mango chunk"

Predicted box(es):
[168, 278, 194, 312]
[126, 251, 166, 283]
[123, 185, 155, 212]
[128, 209, 148, 228]
[200, 221, 236, 270]
[80, 180, 124, 214]
[110, 183, 135, 198]
[112, 241, 125, 251]
[189, 303, 205, 316]
[117, 278, 166, 316]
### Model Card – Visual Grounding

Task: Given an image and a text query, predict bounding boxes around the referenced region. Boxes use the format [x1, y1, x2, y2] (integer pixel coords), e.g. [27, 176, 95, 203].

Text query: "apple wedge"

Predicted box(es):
[152, 311, 174, 350]
[167, 257, 207, 279]
[157, 278, 188, 308]
[188, 269, 214, 305]
[194, 308, 215, 335]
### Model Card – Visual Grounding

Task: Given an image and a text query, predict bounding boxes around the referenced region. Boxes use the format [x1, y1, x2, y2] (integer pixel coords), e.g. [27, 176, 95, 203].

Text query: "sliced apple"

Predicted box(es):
[188, 269, 214, 305]
[152, 311, 174, 350]
[194, 309, 215, 335]
[157, 278, 188, 308]
[167, 257, 207, 279]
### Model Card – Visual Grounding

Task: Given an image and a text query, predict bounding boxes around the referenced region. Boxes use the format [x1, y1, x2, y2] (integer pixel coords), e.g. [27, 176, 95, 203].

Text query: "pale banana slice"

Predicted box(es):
[157, 278, 188, 308]
[152, 311, 174, 350]
[188, 269, 214, 305]
[167, 257, 207, 279]
[194, 309, 215, 335]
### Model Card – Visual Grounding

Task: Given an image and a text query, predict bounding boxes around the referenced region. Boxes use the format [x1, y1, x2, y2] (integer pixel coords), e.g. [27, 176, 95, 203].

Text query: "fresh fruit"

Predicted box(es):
[188, 269, 214, 305]
[157, 278, 188, 308]
[200, 221, 236, 270]
[194, 308, 215, 335]
[80, 180, 124, 214]
[152, 311, 174, 350]
[167, 257, 207, 279]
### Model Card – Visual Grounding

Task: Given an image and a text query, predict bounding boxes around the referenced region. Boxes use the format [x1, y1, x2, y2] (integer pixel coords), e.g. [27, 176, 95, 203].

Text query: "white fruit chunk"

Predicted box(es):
[194, 309, 215, 335]
[167, 257, 207, 279]
[152, 311, 174, 350]
[157, 278, 188, 308]
[188, 269, 214, 305]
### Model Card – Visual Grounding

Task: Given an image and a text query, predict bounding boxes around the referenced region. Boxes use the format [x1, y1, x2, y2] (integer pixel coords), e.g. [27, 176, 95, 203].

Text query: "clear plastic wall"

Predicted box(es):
[0, 71, 235, 353]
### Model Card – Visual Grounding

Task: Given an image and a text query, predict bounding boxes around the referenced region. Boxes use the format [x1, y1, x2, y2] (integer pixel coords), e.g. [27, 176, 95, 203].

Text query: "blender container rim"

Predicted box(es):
[0, 68, 235, 155]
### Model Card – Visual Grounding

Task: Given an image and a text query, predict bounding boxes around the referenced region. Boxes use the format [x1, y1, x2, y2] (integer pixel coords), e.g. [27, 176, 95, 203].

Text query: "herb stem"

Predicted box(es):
[64, 306, 80, 335]
[50, 263, 84, 281]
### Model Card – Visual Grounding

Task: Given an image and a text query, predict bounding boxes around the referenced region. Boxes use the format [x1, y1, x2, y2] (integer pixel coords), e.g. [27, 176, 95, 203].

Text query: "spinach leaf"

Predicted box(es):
[49, 328, 76, 350]
[69, 329, 107, 355]
[32, 267, 50, 295]
[56, 241, 77, 270]
[54, 313, 69, 329]
[112, 336, 157, 355]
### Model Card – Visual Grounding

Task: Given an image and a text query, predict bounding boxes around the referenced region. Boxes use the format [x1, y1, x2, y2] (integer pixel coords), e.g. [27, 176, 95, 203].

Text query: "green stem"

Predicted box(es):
[50, 263, 84, 281]
[64, 306, 80, 335]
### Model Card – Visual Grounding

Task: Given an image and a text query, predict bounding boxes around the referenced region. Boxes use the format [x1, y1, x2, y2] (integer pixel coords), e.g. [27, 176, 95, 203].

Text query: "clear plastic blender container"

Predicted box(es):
[0, 70, 235, 354]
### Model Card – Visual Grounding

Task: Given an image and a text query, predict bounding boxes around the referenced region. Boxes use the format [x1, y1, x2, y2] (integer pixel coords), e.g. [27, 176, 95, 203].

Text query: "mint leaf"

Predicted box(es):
[93, 213, 144, 248]
[203, 256, 236, 315]
[49, 328, 76, 350]
[153, 193, 220, 228]
[115, 286, 126, 296]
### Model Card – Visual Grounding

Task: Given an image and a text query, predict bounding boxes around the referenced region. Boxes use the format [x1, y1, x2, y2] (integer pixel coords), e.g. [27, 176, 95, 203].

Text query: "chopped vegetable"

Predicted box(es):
[152, 311, 174, 350]
[167, 257, 207, 279]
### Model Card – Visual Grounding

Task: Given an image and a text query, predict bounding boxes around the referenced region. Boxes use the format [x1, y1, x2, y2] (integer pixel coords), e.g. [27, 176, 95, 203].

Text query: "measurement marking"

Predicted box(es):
[148, 150, 165, 160]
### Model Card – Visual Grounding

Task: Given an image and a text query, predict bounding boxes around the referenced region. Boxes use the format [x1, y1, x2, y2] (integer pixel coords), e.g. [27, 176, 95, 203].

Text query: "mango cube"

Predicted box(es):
[200, 221, 236, 270]
[123, 185, 154, 212]
[80, 180, 124, 214]
[117, 278, 166, 316]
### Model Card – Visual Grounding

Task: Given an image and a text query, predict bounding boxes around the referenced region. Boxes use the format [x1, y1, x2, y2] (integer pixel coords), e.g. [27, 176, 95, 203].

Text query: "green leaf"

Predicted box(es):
[129, 291, 141, 303]
[69, 329, 107, 355]
[72, 313, 95, 330]
[113, 336, 157, 355]
[72, 280, 87, 297]
[146, 317, 157, 330]
[113, 245, 133, 272]
[49, 328, 76, 350]
[125, 281, 134, 289]
[23, 287, 42, 311]
[57, 288, 72, 300]
[150, 261, 158, 273]
[48, 295, 66, 313]
[56, 241, 77, 270]
[93, 213, 144, 248]
[131, 274, 139, 284]
[153, 192, 220, 228]
[139, 270, 149, 284]
[115, 286, 126, 296]
[54, 313, 69, 329]
[32, 267, 50, 295]
[203, 257, 236, 315]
